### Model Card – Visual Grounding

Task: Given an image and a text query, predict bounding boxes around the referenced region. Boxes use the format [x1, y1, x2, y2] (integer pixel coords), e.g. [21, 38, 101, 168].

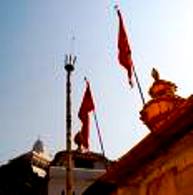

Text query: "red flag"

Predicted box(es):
[78, 81, 95, 149]
[117, 8, 134, 87]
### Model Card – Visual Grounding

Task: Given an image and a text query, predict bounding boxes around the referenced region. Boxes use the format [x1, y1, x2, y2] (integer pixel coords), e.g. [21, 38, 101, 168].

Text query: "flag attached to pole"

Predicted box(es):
[116, 7, 134, 87]
[78, 80, 95, 149]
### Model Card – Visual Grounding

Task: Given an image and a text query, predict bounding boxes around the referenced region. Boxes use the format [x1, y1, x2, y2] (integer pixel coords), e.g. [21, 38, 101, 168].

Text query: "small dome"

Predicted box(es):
[149, 68, 177, 98]
[32, 138, 44, 153]
[140, 68, 184, 132]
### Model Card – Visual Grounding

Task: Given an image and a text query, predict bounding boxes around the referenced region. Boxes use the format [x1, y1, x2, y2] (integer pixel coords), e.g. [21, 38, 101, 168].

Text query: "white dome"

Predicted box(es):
[32, 139, 44, 153]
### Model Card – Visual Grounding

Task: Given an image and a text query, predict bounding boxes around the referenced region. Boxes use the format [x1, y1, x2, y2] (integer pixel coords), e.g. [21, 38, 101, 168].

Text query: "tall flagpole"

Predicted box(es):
[114, 5, 145, 106]
[133, 66, 145, 105]
[64, 54, 76, 195]
[93, 112, 105, 158]
[84, 77, 107, 167]
[93, 112, 108, 169]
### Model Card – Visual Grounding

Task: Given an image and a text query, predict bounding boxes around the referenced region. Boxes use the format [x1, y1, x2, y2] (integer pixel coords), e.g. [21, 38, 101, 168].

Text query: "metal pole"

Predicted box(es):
[93, 112, 105, 157]
[93, 111, 109, 170]
[133, 66, 145, 105]
[64, 54, 76, 195]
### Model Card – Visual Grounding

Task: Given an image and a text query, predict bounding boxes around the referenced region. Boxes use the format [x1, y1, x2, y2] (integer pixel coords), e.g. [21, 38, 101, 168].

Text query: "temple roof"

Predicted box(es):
[50, 150, 111, 168]
[83, 69, 193, 195]
[84, 95, 193, 194]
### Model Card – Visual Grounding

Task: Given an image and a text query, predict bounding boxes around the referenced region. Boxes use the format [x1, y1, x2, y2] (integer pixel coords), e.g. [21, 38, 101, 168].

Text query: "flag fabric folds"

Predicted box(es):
[78, 81, 95, 149]
[117, 8, 134, 87]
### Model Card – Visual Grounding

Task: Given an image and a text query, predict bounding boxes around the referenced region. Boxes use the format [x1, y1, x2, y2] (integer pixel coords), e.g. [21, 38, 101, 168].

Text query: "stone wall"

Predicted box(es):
[114, 130, 193, 195]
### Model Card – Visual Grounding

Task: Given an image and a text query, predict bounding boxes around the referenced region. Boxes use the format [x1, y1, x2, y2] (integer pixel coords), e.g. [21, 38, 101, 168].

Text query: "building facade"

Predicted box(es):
[48, 150, 109, 195]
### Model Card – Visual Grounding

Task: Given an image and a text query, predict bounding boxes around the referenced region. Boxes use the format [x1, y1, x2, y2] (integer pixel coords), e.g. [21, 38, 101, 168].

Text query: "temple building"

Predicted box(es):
[2, 69, 193, 195]
[0, 139, 51, 194]
[84, 69, 193, 195]
[48, 137, 111, 195]
[0, 137, 110, 195]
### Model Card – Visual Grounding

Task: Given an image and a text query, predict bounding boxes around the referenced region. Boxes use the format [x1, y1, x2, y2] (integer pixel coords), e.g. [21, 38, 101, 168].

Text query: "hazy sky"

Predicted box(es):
[1, 0, 193, 163]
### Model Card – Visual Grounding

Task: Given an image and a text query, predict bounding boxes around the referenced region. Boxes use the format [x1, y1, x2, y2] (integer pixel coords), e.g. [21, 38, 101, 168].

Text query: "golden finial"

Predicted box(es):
[151, 68, 160, 81]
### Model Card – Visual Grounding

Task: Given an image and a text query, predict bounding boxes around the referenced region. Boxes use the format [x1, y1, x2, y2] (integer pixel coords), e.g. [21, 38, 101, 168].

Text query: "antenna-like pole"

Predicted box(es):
[64, 54, 76, 195]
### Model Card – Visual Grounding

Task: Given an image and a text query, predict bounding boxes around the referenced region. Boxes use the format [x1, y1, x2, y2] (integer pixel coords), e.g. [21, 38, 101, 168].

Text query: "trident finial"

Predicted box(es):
[64, 54, 76, 72]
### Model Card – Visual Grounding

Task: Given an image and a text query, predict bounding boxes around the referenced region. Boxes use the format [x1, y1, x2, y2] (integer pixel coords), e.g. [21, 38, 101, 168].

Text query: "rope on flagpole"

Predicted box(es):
[133, 66, 145, 105]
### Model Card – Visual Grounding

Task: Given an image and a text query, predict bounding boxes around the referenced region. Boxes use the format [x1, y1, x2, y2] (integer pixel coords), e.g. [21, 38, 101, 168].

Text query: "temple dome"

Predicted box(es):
[140, 68, 184, 132]
[32, 138, 44, 153]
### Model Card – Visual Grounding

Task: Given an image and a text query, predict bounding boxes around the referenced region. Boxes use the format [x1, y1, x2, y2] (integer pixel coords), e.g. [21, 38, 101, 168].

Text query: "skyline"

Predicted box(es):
[1, 0, 193, 164]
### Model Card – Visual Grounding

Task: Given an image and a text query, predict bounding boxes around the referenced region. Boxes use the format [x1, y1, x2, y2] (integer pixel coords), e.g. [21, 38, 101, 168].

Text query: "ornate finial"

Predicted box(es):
[152, 68, 160, 81]
[64, 54, 76, 72]
[140, 68, 184, 132]
[33, 138, 44, 153]
[149, 68, 177, 98]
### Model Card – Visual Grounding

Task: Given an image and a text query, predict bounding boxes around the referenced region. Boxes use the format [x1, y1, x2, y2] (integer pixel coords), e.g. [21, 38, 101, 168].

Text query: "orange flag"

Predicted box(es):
[117, 8, 134, 87]
[78, 81, 95, 149]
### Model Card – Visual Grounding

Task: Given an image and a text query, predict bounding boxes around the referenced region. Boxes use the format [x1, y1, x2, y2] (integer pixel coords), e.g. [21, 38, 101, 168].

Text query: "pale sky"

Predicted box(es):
[1, 0, 193, 164]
